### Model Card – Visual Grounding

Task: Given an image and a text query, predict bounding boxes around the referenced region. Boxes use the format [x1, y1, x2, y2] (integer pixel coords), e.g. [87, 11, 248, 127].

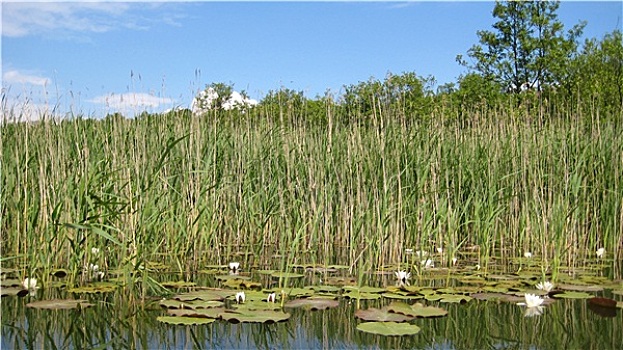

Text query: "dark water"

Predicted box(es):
[2, 281, 621, 350]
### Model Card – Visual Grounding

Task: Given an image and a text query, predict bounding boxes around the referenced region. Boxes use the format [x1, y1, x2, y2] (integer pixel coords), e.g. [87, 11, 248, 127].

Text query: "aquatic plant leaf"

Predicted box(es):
[271, 271, 305, 279]
[0, 287, 26, 297]
[232, 300, 282, 311]
[26, 299, 94, 310]
[157, 316, 215, 325]
[219, 309, 291, 323]
[222, 279, 261, 289]
[324, 276, 357, 286]
[344, 286, 386, 294]
[167, 308, 224, 319]
[356, 322, 421, 336]
[255, 270, 276, 275]
[0, 279, 23, 288]
[281, 288, 315, 298]
[173, 289, 234, 302]
[68, 282, 118, 293]
[161, 281, 197, 288]
[557, 283, 603, 292]
[215, 275, 251, 281]
[438, 294, 473, 303]
[309, 285, 341, 293]
[51, 269, 68, 278]
[470, 292, 512, 301]
[382, 292, 423, 300]
[355, 308, 414, 322]
[160, 299, 224, 309]
[387, 302, 447, 318]
[612, 289, 623, 296]
[343, 291, 382, 300]
[587, 297, 617, 308]
[553, 291, 594, 299]
[284, 298, 339, 311]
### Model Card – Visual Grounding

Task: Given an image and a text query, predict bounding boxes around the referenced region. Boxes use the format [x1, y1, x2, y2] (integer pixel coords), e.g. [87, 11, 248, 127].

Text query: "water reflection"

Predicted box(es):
[2, 283, 621, 349]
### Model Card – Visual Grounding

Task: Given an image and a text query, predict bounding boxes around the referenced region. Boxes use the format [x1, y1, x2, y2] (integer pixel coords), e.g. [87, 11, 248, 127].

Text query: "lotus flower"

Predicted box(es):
[596, 248, 605, 258]
[22, 278, 37, 290]
[536, 281, 554, 292]
[517, 293, 544, 308]
[235, 291, 245, 304]
[524, 251, 532, 258]
[267, 292, 276, 303]
[229, 262, 240, 274]
[395, 270, 411, 284]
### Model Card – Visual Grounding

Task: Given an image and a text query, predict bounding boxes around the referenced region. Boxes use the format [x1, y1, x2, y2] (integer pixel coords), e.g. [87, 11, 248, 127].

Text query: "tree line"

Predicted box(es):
[179, 0, 621, 123]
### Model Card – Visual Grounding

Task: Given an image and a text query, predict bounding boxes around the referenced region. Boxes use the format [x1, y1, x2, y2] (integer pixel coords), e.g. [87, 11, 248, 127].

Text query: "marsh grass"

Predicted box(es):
[1, 102, 622, 286]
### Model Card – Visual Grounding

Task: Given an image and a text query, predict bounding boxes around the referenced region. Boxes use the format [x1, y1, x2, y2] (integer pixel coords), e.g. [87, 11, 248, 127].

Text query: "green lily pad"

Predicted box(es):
[557, 284, 603, 292]
[68, 282, 118, 294]
[232, 300, 282, 311]
[382, 292, 423, 300]
[222, 279, 262, 289]
[437, 294, 473, 303]
[284, 298, 339, 311]
[271, 271, 305, 279]
[157, 316, 215, 325]
[168, 308, 224, 319]
[161, 281, 197, 288]
[0, 287, 28, 297]
[219, 309, 291, 323]
[309, 285, 341, 293]
[159, 299, 224, 309]
[355, 307, 414, 322]
[387, 302, 448, 318]
[215, 275, 251, 281]
[344, 286, 386, 294]
[356, 322, 421, 336]
[343, 291, 382, 300]
[280, 288, 315, 298]
[553, 291, 594, 299]
[173, 289, 234, 301]
[26, 299, 94, 310]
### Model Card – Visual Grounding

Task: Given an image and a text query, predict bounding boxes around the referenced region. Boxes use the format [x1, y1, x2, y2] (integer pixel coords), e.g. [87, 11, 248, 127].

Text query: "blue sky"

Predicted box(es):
[2, 1, 622, 118]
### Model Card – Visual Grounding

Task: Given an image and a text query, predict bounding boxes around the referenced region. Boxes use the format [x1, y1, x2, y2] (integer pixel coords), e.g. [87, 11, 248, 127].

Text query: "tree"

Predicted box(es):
[461, 0, 584, 93]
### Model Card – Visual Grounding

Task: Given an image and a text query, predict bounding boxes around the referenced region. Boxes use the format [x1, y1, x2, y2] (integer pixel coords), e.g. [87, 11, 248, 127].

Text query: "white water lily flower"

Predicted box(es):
[436, 247, 443, 254]
[517, 293, 544, 308]
[415, 250, 428, 259]
[89, 264, 99, 272]
[536, 281, 554, 292]
[91, 247, 100, 255]
[267, 292, 276, 303]
[524, 306, 544, 317]
[421, 259, 434, 268]
[524, 251, 532, 258]
[405, 248, 413, 255]
[229, 262, 240, 273]
[22, 278, 38, 290]
[596, 248, 605, 258]
[451, 257, 458, 266]
[395, 270, 411, 283]
[235, 291, 246, 304]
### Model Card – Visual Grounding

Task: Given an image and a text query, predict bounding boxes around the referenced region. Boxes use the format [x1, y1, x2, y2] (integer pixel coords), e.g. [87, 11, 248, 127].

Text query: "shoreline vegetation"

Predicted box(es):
[2, 96, 622, 285]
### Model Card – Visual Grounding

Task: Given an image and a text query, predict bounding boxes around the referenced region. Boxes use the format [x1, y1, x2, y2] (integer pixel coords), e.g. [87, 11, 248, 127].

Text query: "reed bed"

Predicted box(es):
[1, 104, 621, 281]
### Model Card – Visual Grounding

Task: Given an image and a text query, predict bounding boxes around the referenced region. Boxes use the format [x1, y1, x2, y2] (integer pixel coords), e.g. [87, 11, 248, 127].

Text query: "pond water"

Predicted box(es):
[2, 269, 621, 349]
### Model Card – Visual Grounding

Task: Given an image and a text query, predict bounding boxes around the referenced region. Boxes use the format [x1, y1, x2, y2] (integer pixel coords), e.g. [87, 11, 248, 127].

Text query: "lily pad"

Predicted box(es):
[161, 281, 197, 288]
[231, 300, 282, 311]
[343, 291, 382, 300]
[26, 299, 94, 310]
[68, 282, 118, 294]
[382, 292, 423, 300]
[51, 269, 68, 278]
[355, 307, 414, 322]
[387, 302, 447, 318]
[157, 316, 215, 325]
[173, 289, 234, 302]
[219, 309, 291, 323]
[280, 288, 315, 298]
[557, 283, 603, 292]
[222, 279, 262, 289]
[159, 299, 224, 309]
[284, 298, 339, 311]
[344, 286, 386, 294]
[271, 271, 305, 279]
[552, 291, 594, 299]
[356, 322, 421, 336]
[168, 308, 224, 319]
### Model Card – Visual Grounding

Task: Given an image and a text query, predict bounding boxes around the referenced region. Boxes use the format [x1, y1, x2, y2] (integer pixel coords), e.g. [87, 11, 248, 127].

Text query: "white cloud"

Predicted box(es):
[90, 92, 175, 114]
[1, 2, 182, 38]
[3, 70, 50, 86]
